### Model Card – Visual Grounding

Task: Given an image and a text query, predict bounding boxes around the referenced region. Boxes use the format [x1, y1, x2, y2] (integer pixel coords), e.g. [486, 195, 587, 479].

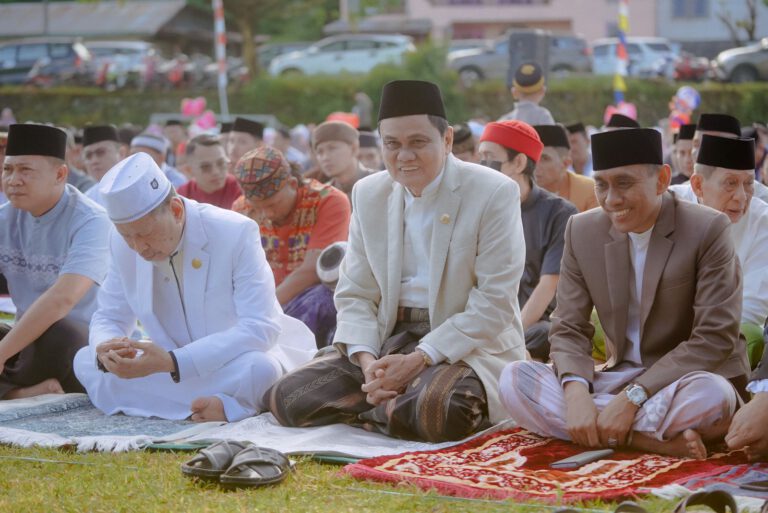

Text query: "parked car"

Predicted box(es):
[710, 38, 768, 82]
[446, 32, 591, 86]
[591, 37, 677, 78]
[258, 42, 311, 68]
[85, 41, 162, 88]
[268, 34, 416, 76]
[0, 38, 91, 85]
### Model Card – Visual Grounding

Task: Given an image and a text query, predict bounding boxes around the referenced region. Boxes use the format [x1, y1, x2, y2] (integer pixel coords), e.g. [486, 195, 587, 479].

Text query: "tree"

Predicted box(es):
[717, 0, 760, 46]
[223, 0, 338, 77]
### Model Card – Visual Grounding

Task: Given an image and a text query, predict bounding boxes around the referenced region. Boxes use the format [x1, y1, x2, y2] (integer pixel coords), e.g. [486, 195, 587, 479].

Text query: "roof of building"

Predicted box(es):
[0, 0, 190, 39]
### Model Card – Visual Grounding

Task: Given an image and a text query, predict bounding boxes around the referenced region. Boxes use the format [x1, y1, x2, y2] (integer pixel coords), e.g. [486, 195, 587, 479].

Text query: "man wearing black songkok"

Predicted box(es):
[501, 127, 749, 460]
[267, 80, 527, 442]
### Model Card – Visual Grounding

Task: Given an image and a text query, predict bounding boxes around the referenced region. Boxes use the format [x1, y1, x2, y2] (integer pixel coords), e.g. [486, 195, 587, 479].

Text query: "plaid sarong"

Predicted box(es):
[265, 320, 490, 443]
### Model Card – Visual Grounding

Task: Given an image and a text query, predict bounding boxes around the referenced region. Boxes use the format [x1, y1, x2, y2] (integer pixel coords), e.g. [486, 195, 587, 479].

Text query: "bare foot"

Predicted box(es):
[190, 396, 227, 422]
[630, 429, 707, 459]
[3, 378, 64, 400]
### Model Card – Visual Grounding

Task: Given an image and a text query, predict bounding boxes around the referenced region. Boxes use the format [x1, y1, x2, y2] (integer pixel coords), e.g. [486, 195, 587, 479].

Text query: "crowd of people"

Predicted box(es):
[0, 61, 766, 463]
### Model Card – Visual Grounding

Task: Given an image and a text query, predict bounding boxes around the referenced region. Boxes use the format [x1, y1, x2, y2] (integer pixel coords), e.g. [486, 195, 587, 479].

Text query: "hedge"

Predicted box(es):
[1, 46, 767, 128]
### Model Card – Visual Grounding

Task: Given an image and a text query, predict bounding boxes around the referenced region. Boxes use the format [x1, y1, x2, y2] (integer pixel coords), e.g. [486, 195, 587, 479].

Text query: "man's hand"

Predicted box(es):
[361, 352, 425, 406]
[98, 339, 174, 379]
[96, 338, 138, 361]
[564, 380, 600, 447]
[725, 393, 768, 462]
[596, 391, 639, 447]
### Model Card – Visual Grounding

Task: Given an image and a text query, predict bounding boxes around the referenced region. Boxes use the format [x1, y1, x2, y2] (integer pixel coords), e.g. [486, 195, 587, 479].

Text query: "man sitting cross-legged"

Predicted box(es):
[74, 153, 316, 422]
[0, 124, 111, 399]
[500, 128, 750, 459]
[265, 80, 527, 442]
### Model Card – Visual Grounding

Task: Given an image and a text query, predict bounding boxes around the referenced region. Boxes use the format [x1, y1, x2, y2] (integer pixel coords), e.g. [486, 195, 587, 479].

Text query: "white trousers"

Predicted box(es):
[73, 347, 282, 422]
[499, 361, 738, 442]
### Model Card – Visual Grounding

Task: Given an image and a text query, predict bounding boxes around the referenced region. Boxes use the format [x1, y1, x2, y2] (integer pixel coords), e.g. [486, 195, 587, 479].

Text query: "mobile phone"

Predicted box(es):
[739, 479, 768, 492]
[550, 449, 615, 469]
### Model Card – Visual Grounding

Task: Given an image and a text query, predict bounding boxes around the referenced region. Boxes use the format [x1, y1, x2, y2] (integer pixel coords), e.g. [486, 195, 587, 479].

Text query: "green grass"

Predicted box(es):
[0, 445, 682, 512]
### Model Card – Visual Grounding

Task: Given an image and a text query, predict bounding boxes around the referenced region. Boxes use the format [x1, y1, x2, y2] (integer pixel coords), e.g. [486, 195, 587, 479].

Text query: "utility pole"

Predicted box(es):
[43, 0, 49, 35]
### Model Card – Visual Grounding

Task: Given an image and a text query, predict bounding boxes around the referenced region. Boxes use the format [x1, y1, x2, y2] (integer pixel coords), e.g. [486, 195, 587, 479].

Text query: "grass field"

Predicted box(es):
[0, 444, 683, 512]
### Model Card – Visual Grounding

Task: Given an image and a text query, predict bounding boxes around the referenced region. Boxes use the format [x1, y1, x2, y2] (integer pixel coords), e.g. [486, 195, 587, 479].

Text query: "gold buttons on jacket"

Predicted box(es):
[440, 214, 451, 224]
[192, 258, 202, 269]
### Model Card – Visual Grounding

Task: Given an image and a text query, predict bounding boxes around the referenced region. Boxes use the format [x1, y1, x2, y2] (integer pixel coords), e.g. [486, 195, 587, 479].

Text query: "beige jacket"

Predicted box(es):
[333, 155, 527, 423]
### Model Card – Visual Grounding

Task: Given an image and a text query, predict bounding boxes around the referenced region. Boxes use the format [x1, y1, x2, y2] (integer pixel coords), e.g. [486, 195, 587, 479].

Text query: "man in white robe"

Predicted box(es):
[74, 153, 315, 422]
[670, 134, 768, 367]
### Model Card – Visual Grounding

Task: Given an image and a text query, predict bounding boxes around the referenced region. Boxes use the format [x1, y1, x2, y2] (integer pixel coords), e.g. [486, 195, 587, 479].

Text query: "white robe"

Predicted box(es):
[74, 199, 316, 421]
[670, 183, 768, 325]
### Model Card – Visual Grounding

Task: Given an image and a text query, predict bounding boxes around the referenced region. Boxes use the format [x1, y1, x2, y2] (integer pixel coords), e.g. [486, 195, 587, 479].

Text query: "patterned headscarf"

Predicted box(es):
[234, 146, 292, 200]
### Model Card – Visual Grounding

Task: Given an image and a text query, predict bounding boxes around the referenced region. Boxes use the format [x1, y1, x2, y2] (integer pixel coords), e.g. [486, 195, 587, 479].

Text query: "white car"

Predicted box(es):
[268, 34, 415, 76]
[591, 37, 678, 78]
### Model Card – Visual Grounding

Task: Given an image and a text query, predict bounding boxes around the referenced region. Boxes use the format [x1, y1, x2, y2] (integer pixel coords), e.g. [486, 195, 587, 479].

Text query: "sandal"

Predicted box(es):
[761, 499, 767, 513]
[219, 446, 292, 487]
[673, 490, 739, 513]
[180, 440, 252, 480]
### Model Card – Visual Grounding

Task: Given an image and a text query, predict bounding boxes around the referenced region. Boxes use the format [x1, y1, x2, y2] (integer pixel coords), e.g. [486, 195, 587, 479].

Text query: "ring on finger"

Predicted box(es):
[607, 437, 618, 448]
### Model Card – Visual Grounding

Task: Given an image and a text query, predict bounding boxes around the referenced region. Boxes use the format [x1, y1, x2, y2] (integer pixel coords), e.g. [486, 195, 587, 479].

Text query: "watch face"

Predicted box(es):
[627, 386, 646, 404]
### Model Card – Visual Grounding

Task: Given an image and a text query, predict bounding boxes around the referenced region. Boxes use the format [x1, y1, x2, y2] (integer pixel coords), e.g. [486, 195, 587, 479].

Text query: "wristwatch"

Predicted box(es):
[624, 383, 648, 407]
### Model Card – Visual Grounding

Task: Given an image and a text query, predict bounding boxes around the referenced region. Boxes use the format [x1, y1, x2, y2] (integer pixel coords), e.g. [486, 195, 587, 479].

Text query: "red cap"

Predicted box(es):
[479, 120, 543, 162]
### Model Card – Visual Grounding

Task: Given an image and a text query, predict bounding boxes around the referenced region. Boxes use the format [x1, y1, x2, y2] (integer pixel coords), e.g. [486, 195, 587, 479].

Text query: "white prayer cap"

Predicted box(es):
[100, 152, 173, 224]
[130, 132, 168, 154]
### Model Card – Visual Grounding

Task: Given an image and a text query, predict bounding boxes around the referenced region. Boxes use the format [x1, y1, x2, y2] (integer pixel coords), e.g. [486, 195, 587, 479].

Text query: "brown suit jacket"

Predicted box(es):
[550, 192, 749, 396]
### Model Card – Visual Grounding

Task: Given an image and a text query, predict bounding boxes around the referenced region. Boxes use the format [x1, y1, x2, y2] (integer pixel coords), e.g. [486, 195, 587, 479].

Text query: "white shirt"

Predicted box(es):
[85, 185, 106, 208]
[151, 247, 192, 347]
[747, 380, 768, 393]
[347, 169, 447, 366]
[670, 182, 768, 325]
[624, 226, 653, 366]
[562, 226, 652, 388]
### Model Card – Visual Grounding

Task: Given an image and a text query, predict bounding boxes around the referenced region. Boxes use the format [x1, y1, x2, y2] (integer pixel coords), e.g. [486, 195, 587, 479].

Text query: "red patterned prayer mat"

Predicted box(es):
[343, 428, 749, 503]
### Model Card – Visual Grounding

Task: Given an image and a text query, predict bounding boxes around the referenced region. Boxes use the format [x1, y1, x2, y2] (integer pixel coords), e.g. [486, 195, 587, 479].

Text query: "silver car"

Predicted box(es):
[710, 38, 768, 82]
[447, 32, 591, 86]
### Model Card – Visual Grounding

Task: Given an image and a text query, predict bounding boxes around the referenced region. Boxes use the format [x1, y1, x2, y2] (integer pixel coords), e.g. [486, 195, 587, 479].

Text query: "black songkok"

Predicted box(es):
[696, 113, 741, 137]
[377, 80, 446, 122]
[565, 122, 586, 134]
[5, 124, 67, 160]
[232, 117, 265, 139]
[606, 113, 640, 129]
[697, 134, 755, 170]
[358, 131, 379, 148]
[592, 128, 663, 171]
[82, 125, 119, 148]
[534, 124, 570, 149]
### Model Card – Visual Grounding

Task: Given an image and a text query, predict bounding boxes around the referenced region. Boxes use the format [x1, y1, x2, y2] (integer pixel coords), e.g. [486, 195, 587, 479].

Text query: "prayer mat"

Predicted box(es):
[0, 394, 220, 452]
[675, 463, 768, 500]
[343, 428, 750, 504]
[185, 413, 509, 460]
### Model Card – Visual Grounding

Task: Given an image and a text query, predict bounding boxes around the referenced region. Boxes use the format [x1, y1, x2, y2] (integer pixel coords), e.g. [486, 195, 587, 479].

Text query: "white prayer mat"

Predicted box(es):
[0, 393, 221, 452]
[0, 393, 512, 457]
[186, 413, 515, 460]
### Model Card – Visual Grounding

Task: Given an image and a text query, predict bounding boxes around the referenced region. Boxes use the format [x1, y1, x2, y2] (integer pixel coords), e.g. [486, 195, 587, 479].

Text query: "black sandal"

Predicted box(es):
[180, 440, 252, 481]
[673, 490, 739, 513]
[219, 446, 292, 487]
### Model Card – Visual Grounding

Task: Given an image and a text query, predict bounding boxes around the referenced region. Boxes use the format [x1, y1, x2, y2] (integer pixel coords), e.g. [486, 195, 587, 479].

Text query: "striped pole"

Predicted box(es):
[212, 0, 230, 118]
[613, 0, 629, 105]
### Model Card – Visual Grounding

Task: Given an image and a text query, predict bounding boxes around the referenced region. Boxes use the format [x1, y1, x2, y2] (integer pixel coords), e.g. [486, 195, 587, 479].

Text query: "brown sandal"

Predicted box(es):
[673, 490, 739, 513]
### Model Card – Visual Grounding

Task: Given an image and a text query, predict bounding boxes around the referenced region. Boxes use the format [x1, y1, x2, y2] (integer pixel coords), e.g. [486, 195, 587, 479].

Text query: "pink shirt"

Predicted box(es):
[177, 174, 242, 210]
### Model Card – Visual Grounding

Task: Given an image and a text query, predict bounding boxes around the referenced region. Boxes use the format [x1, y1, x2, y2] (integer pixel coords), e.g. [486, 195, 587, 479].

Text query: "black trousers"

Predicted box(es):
[0, 274, 7, 295]
[0, 319, 88, 398]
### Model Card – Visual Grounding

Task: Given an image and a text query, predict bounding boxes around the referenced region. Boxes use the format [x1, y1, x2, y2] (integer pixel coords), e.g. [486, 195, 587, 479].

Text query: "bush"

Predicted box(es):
[2, 48, 767, 128]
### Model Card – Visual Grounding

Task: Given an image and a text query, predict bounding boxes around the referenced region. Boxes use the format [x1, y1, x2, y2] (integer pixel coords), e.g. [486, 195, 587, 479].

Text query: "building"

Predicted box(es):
[0, 0, 217, 55]
[328, 0, 657, 43]
[656, 0, 768, 57]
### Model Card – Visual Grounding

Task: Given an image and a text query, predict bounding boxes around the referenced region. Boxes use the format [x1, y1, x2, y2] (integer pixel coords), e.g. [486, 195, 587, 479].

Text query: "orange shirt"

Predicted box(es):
[232, 180, 351, 285]
[559, 171, 598, 213]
